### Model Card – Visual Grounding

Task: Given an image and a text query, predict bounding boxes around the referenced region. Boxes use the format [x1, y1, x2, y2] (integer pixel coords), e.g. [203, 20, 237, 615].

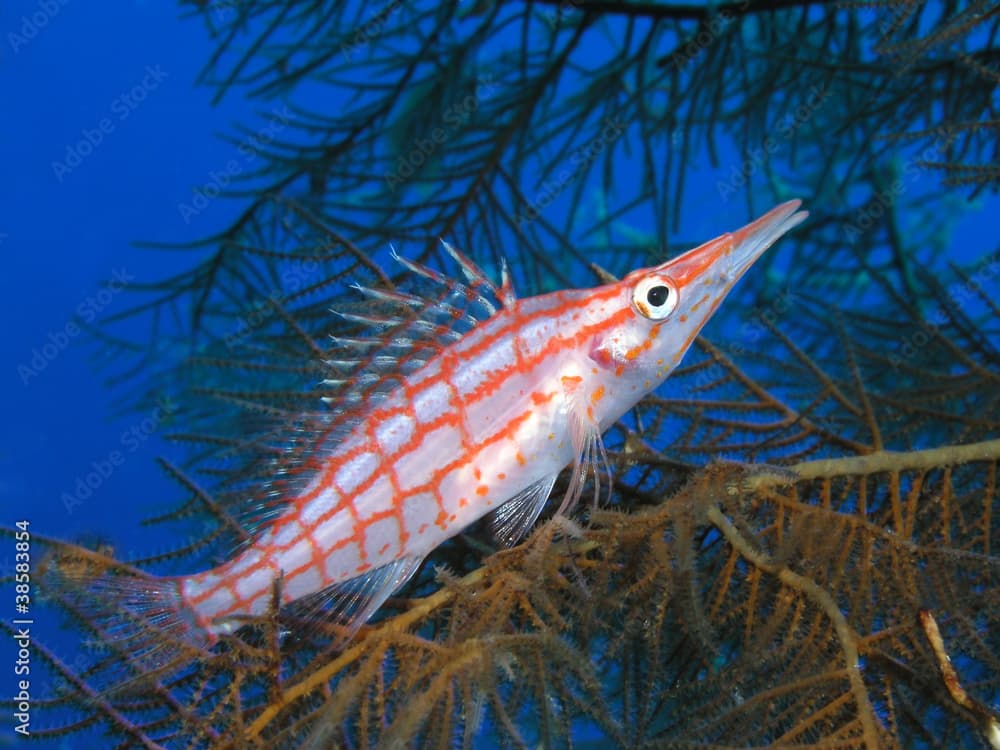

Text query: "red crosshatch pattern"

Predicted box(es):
[167, 201, 807, 643]
[180, 286, 626, 628]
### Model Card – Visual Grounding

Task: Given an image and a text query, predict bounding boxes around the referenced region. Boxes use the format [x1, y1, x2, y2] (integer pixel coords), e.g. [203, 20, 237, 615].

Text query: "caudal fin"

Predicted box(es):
[41, 546, 214, 684]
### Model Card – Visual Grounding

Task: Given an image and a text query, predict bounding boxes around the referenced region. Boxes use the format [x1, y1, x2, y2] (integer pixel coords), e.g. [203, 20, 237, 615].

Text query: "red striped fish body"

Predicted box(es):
[90, 200, 807, 648]
[179, 285, 613, 639]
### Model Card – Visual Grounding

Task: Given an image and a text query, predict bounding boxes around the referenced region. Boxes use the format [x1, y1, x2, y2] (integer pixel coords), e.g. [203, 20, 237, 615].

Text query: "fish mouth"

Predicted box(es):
[658, 200, 809, 292]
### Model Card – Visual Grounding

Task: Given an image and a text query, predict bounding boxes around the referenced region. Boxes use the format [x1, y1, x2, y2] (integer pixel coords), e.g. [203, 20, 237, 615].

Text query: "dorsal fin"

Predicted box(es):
[161, 242, 512, 554]
[319, 241, 514, 410]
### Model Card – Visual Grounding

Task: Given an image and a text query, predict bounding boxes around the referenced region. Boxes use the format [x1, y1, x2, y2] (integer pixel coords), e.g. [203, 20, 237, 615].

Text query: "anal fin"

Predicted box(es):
[283, 554, 425, 645]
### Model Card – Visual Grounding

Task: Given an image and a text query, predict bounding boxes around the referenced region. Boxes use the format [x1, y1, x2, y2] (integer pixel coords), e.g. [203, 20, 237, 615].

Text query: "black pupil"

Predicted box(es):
[646, 285, 670, 307]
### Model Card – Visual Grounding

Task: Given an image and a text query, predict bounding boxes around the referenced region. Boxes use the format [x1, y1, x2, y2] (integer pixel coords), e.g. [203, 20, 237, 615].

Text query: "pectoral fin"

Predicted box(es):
[559, 381, 612, 517]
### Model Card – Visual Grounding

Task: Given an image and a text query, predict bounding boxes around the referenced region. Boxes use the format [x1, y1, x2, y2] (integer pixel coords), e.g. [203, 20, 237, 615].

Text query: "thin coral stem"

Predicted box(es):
[706, 503, 883, 750]
[749, 438, 1000, 486]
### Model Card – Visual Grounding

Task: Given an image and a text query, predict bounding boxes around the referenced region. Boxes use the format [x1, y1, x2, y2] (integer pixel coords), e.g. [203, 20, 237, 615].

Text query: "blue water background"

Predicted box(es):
[0, 2, 995, 747]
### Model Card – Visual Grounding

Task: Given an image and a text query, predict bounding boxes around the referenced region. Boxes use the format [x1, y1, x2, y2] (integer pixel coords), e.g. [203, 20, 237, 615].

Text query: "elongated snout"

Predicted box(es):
[657, 200, 808, 293]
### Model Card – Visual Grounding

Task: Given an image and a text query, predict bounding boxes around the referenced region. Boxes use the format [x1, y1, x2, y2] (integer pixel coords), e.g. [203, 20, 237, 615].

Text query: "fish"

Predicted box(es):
[62, 199, 807, 655]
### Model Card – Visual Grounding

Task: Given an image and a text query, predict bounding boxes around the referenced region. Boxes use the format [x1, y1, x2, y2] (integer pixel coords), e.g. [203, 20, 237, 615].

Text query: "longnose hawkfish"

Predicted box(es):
[75, 200, 807, 652]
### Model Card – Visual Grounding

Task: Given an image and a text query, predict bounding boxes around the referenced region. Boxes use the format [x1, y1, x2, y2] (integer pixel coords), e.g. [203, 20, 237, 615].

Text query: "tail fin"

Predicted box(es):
[41, 545, 214, 685]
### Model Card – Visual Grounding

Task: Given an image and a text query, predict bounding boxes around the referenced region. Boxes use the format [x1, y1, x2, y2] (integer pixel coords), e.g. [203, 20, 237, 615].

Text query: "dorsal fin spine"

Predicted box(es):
[498, 256, 516, 307]
[353, 285, 424, 308]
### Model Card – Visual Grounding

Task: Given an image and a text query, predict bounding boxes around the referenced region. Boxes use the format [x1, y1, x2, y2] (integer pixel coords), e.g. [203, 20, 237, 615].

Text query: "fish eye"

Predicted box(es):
[633, 276, 679, 321]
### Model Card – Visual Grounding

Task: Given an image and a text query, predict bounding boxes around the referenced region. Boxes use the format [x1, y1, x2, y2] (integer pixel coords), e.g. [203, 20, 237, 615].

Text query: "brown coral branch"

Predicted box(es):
[767, 438, 1000, 484]
[705, 503, 883, 749]
[918, 609, 1000, 749]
